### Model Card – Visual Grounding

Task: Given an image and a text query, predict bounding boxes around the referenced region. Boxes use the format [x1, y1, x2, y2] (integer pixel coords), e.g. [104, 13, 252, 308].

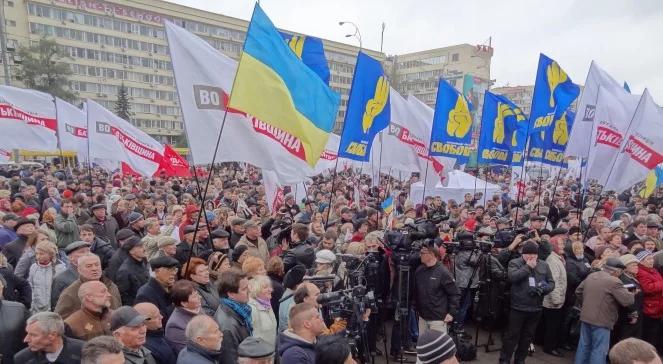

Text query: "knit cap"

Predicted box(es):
[416, 330, 456, 364]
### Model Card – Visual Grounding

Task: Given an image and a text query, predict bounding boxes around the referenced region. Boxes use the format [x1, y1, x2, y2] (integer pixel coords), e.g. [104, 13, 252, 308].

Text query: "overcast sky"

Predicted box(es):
[167, 0, 663, 100]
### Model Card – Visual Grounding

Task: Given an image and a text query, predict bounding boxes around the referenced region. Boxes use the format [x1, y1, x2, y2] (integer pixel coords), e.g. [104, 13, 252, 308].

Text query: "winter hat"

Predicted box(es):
[521, 241, 539, 255]
[416, 329, 456, 364]
[620, 254, 638, 267]
[636, 250, 653, 263]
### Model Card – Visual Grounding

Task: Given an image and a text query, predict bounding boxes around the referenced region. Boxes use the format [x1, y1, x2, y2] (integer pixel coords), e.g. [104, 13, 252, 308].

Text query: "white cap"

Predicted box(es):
[315, 249, 336, 264]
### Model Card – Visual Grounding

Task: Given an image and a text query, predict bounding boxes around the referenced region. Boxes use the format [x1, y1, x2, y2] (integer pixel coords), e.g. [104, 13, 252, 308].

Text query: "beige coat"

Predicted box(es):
[543, 252, 567, 309]
[249, 298, 277, 348]
[55, 277, 121, 319]
[236, 235, 269, 262]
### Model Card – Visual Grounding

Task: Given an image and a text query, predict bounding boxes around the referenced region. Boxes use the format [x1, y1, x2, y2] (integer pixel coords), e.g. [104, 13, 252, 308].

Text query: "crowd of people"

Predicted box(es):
[0, 162, 662, 364]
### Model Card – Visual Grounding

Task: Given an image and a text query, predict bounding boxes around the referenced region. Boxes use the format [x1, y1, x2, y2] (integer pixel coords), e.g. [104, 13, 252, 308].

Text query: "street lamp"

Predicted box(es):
[339, 21, 362, 50]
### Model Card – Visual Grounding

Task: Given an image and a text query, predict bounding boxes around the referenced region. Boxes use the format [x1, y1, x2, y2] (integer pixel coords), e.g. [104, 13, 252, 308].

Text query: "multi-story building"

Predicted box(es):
[490, 85, 534, 115]
[0, 0, 494, 145]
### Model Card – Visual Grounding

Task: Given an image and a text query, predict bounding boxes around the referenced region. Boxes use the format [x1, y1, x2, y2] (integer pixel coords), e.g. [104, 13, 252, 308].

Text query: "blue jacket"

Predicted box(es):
[135, 278, 174, 328]
[145, 329, 177, 364]
[0, 227, 17, 248]
[176, 342, 222, 364]
[278, 330, 315, 364]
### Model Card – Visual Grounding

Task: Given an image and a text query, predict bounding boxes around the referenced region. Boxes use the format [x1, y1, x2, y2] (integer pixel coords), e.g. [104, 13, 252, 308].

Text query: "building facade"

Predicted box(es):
[1, 0, 493, 145]
[490, 85, 534, 115]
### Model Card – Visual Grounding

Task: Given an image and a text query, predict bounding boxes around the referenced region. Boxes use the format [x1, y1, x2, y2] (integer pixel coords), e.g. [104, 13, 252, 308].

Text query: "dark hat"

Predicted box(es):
[568, 226, 581, 235]
[417, 329, 456, 364]
[183, 225, 197, 235]
[122, 236, 143, 251]
[1, 213, 18, 222]
[116, 228, 135, 241]
[496, 217, 510, 225]
[110, 306, 147, 331]
[647, 222, 661, 229]
[149, 256, 179, 270]
[550, 228, 569, 236]
[283, 264, 307, 289]
[64, 241, 91, 255]
[211, 228, 230, 239]
[238, 337, 275, 359]
[531, 215, 546, 222]
[243, 220, 259, 229]
[13, 217, 35, 232]
[521, 241, 539, 255]
[232, 245, 249, 262]
[540, 228, 551, 236]
[90, 203, 106, 211]
[231, 217, 247, 226]
[124, 193, 136, 201]
[605, 257, 627, 270]
[127, 212, 144, 225]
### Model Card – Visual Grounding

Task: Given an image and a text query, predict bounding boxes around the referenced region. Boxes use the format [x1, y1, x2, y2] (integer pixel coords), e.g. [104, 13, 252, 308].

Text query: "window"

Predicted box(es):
[6, 20, 15, 27]
[451, 53, 459, 62]
[6, 0, 13, 6]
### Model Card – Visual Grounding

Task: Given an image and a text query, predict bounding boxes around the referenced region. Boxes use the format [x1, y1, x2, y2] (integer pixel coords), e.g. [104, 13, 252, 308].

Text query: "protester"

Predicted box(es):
[134, 302, 177, 364]
[63, 281, 113, 340]
[0, 276, 28, 364]
[215, 268, 252, 364]
[134, 256, 179, 327]
[165, 279, 202, 353]
[238, 336, 275, 364]
[81, 336, 125, 364]
[609, 337, 662, 364]
[14, 312, 85, 364]
[111, 306, 156, 364]
[248, 274, 277, 348]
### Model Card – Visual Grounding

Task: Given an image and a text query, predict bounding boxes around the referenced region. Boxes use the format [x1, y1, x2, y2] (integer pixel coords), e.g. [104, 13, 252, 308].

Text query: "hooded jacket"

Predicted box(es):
[278, 330, 316, 364]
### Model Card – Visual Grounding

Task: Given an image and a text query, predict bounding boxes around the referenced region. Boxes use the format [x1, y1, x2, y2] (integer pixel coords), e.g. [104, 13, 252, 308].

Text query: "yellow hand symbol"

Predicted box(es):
[546, 61, 568, 107]
[288, 35, 304, 59]
[446, 96, 472, 138]
[552, 114, 569, 145]
[511, 130, 519, 147]
[511, 107, 526, 147]
[493, 103, 512, 144]
[362, 76, 389, 133]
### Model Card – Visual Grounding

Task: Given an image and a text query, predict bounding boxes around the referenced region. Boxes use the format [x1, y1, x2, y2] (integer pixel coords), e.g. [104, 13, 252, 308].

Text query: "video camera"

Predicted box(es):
[444, 232, 493, 255]
[493, 226, 534, 247]
[385, 218, 439, 254]
[317, 285, 378, 324]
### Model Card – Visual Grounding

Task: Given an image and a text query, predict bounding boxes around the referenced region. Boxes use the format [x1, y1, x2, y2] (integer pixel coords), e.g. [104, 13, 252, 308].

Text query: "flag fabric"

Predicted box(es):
[381, 196, 394, 215]
[478, 91, 527, 166]
[566, 62, 624, 157]
[338, 51, 391, 161]
[624, 81, 631, 93]
[604, 90, 663, 193]
[87, 99, 165, 177]
[429, 79, 473, 164]
[228, 4, 340, 167]
[585, 87, 641, 184]
[280, 32, 330, 85]
[155, 145, 191, 177]
[121, 162, 141, 178]
[263, 170, 285, 213]
[55, 98, 88, 166]
[165, 21, 320, 185]
[640, 165, 663, 198]
[528, 53, 580, 134]
[311, 133, 340, 175]
[0, 86, 58, 152]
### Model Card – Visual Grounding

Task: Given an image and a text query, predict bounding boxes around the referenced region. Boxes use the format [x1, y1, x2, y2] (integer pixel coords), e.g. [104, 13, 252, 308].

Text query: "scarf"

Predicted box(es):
[222, 298, 253, 335]
[255, 297, 272, 311]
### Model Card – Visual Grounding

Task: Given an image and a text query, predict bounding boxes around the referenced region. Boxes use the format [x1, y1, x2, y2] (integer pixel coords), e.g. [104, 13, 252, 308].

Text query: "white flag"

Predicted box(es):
[311, 134, 340, 176]
[585, 86, 641, 184]
[604, 90, 663, 193]
[87, 100, 164, 176]
[566, 61, 626, 157]
[165, 21, 312, 185]
[55, 98, 88, 165]
[263, 170, 284, 213]
[0, 86, 57, 151]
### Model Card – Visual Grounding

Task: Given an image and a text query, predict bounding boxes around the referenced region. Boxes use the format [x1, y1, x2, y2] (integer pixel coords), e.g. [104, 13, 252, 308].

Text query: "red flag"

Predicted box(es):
[155, 145, 191, 177]
[121, 162, 141, 178]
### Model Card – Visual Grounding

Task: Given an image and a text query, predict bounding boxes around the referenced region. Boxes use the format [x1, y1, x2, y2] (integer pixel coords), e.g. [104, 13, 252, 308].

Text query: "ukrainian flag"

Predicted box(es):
[381, 196, 394, 215]
[640, 165, 663, 198]
[229, 4, 340, 166]
[280, 32, 330, 85]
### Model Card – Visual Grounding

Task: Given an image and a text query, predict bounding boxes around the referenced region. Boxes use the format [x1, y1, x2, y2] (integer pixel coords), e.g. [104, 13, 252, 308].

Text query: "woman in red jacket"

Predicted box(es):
[636, 249, 663, 352]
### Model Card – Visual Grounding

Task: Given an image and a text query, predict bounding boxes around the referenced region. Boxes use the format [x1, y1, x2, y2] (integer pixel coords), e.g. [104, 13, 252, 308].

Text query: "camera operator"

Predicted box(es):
[414, 242, 460, 334]
[453, 231, 480, 335]
[499, 241, 554, 364]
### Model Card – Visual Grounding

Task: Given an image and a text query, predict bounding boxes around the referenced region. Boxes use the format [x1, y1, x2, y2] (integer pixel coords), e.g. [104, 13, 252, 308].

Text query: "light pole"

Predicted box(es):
[339, 21, 362, 50]
[380, 22, 385, 53]
[0, 1, 10, 85]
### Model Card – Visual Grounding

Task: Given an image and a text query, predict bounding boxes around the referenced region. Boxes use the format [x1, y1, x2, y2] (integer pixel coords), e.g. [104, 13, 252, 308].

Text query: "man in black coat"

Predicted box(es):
[14, 312, 84, 364]
[116, 237, 150, 305]
[214, 269, 251, 364]
[85, 204, 119, 249]
[0, 263, 31, 308]
[0, 276, 28, 364]
[135, 256, 179, 327]
[283, 223, 315, 272]
[1, 218, 35, 268]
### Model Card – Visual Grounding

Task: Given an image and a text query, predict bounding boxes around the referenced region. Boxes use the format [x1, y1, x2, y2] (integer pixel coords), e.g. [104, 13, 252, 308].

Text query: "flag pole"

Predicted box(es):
[420, 160, 430, 207]
[52, 96, 68, 171]
[578, 83, 602, 217]
[85, 99, 93, 184]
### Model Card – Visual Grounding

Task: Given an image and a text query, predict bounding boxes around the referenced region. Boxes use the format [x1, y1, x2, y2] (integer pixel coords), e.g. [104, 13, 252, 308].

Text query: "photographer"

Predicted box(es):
[499, 241, 554, 364]
[283, 224, 315, 273]
[414, 243, 460, 333]
[453, 232, 480, 335]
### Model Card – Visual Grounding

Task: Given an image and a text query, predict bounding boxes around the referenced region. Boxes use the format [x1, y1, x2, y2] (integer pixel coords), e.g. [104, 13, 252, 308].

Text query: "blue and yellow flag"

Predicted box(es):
[527, 110, 575, 167]
[338, 51, 390, 161]
[429, 79, 473, 164]
[280, 32, 330, 85]
[381, 196, 394, 215]
[528, 53, 580, 134]
[478, 91, 527, 166]
[229, 4, 340, 167]
[640, 165, 663, 198]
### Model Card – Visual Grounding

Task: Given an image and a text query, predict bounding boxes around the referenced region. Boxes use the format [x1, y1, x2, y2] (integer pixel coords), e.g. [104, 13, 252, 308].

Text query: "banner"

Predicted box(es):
[55, 98, 88, 165]
[478, 91, 527, 166]
[338, 51, 390, 161]
[263, 170, 284, 213]
[311, 133, 340, 175]
[87, 99, 164, 176]
[280, 32, 330, 85]
[528, 53, 580, 135]
[566, 61, 625, 157]
[429, 79, 473, 164]
[585, 86, 642, 184]
[155, 145, 191, 177]
[0, 86, 57, 151]
[165, 21, 318, 185]
[605, 90, 663, 193]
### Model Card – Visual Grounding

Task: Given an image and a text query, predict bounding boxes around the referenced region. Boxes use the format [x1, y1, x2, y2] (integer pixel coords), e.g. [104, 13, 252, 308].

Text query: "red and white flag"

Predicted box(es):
[311, 134, 340, 175]
[165, 21, 313, 185]
[0, 86, 57, 151]
[87, 99, 164, 176]
[55, 98, 88, 165]
[263, 170, 284, 213]
[155, 145, 191, 177]
[604, 90, 663, 192]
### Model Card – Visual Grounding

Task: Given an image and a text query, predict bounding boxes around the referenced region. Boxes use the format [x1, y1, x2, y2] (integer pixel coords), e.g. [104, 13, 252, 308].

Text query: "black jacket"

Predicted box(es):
[176, 341, 223, 364]
[116, 256, 150, 305]
[135, 278, 174, 328]
[283, 240, 315, 273]
[0, 266, 31, 308]
[105, 248, 129, 282]
[85, 215, 119, 248]
[175, 241, 211, 266]
[1, 235, 27, 268]
[90, 237, 115, 270]
[269, 273, 285, 324]
[565, 255, 591, 306]
[414, 261, 460, 321]
[144, 329, 178, 364]
[195, 282, 220, 316]
[0, 300, 28, 364]
[507, 257, 555, 312]
[229, 231, 243, 249]
[14, 336, 84, 364]
[214, 301, 250, 364]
